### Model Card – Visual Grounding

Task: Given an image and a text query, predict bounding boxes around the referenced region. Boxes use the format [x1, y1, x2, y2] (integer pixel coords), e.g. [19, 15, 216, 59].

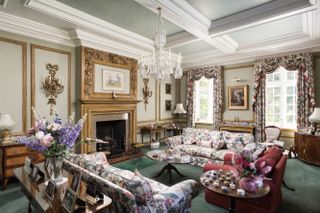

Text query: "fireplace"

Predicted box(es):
[87, 112, 131, 157]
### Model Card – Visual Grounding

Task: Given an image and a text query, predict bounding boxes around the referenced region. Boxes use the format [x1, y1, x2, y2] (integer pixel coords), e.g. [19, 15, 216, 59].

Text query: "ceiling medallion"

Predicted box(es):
[139, 8, 183, 80]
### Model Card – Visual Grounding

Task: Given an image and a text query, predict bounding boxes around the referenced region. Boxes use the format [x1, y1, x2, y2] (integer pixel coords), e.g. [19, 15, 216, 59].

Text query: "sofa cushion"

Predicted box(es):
[127, 170, 154, 205]
[211, 150, 231, 161]
[146, 178, 168, 194]
[223, 131, 254, 154]
[176, 144, 215, 158]
[182, 128, 199, 145]
[196, 130, 224, 149]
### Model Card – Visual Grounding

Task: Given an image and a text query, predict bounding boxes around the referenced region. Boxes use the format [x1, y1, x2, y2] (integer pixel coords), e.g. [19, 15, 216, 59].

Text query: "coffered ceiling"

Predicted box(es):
[0, 0, 319, 67]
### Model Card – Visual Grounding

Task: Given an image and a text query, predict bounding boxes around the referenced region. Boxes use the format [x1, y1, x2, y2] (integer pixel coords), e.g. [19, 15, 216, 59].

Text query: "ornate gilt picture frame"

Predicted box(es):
[81, 47, 137, 101]
[228, 85, 248, 110]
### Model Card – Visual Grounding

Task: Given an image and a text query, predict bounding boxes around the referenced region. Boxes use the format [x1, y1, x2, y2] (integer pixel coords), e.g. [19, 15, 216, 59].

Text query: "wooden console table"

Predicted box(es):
[140, 127, 166, 146]
[0, 142, 44, 190]
[219, 125, 255, 134]
[294, 132, 320, 166]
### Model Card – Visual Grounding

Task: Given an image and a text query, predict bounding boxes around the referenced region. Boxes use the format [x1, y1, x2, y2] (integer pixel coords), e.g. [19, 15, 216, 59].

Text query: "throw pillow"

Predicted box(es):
[182, 128, 198, 145]
[256, 146, 282, 176]
[127, 169, 154, 206]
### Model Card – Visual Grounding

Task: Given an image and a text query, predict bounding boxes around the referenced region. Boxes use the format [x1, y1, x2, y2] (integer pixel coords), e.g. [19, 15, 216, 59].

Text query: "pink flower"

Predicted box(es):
[40, 134, 54, 147]
[35, 131, 45, 139]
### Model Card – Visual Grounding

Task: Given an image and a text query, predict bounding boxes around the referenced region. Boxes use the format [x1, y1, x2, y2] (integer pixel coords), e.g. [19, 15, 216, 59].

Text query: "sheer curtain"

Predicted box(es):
[185, 65, 223, 130]
[252, 52, 315, 142]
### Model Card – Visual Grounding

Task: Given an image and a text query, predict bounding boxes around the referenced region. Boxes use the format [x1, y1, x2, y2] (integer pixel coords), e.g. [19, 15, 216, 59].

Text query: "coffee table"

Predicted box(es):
[200, 171, 270, 213]
[147, 150, 192, 182]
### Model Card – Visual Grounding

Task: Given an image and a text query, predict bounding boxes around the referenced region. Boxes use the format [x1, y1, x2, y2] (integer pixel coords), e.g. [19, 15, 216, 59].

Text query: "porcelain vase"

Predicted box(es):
[239, 177, 257, 192]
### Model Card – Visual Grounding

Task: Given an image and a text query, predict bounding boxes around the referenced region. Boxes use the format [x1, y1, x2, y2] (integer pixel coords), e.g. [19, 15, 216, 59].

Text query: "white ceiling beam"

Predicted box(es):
[165, 0, 316, 49]
[165, 31, 199, 48]
[135, 0, 210, 39]
[308, 0, 320, 38]
[210, 0, 316, 36]
[25, 0, 154, 52]
[135, 0, 239, 53]
[0, 11, 74, 46]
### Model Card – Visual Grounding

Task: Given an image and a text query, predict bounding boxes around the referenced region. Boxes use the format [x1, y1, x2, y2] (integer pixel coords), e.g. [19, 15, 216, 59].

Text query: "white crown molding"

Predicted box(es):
[182, 33, 318, 67]
[302, 11, 315, 38]
[165, 31, 199, 48]
[135, 0, 210, 39]
[0, 0, 8, 8]
[0, 11, 74, 46]
[70, 30, 149, 60]
[25, 0, 153, 52]
[205, 35, 239, 54]
[210, 0, 316, 36]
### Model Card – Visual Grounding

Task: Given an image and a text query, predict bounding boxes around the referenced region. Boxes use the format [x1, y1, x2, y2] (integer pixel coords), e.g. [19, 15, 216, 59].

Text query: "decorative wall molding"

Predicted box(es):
[205, 35, 239, 54]
[0, 36, 27, 135]
[0, 11, 74, 46]
[25, 0, 153, 52]
[31, 44, 72, 125]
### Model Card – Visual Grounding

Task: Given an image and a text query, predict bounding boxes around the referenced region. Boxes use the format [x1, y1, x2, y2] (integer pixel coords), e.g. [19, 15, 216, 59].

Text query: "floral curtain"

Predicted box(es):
[252, 52, 315, 142]
[185, 65, 223, 130]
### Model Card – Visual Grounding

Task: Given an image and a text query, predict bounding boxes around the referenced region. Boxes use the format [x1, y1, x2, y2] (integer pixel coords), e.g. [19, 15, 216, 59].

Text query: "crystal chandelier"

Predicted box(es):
[139, 8, 183, 80]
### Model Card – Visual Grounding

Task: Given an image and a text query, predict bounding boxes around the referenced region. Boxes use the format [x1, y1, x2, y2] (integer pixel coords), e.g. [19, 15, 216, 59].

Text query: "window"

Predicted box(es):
[195, 77, 213, 123]
[265, 66, 297, 129]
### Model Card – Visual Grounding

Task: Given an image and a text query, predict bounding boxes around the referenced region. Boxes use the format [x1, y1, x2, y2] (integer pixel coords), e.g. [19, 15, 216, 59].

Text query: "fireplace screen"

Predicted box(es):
[96, 119, 126, 157]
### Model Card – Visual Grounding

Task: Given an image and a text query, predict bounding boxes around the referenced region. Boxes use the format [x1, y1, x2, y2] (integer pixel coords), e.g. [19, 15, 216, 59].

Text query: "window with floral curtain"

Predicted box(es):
[185, 65, 223, 130]
[252, 52, 315, 142]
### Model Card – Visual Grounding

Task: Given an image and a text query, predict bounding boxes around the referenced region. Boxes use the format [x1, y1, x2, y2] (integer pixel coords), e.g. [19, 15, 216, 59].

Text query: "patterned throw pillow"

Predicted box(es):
[105, 172, 129, 189]
[127, 169, 154, 206]
[208, 131, 224, 150]
[182, 128, 199, 145]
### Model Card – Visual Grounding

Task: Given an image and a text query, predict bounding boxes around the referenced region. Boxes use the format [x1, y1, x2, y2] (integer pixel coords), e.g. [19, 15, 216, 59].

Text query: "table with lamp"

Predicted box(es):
[293, 107, 320, 166]
[165, 103, 187, 137]
[0, 113, 44, 190]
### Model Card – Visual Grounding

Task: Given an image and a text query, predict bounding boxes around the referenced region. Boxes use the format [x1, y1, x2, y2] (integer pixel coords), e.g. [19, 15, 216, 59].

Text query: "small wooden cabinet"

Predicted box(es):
[294, 132, 320, 166]
[0, 143, 44, 190]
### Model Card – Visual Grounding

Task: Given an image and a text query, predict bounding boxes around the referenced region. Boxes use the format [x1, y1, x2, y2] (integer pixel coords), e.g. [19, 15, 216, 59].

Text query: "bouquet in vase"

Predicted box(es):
[17, 108, 87, 182]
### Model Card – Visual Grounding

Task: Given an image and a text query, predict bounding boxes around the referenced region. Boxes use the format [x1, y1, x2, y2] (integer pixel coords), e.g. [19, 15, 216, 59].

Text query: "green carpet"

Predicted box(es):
[1, 157, 319, 213]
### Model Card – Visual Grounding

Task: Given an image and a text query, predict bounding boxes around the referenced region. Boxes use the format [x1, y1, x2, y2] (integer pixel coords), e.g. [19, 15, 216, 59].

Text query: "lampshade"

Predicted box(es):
[173, 103, 187, 114]
[309, 107, 320, 123]
[0, 113, 15, 130]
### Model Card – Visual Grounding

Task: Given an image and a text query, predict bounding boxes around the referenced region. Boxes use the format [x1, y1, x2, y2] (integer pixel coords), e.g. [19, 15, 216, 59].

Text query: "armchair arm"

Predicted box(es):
[152, 180, 200, 211]
[165, 135, 183, 148]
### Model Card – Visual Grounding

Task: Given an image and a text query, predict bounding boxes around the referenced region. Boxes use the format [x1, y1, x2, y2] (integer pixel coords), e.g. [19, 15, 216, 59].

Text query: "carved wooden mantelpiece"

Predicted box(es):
[80, 103, 137, 153]
[80, 46, 137, 101]
[79, 47, 139, 154]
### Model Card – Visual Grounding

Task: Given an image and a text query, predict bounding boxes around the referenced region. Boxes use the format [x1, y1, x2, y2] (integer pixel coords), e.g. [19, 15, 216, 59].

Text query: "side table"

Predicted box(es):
[140, 127, 166, 146]
[200, 171, 270, 213]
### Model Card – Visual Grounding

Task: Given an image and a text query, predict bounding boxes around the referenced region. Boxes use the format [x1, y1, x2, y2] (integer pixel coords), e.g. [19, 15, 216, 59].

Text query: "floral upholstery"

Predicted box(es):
[63, 153, 200, 213]
[166, 128, 255, 167]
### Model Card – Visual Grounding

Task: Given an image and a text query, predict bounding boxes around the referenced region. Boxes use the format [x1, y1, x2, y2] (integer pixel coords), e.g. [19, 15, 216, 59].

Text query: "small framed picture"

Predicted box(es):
[70, 170, 82, 193]
[165, 83, 172, 94]
[24, 157, 32, 175]
[45, 179, 56, 201]
[30, 165, 39, 182]
[165, 100, 172, 111]
[62, 188, 77, 213]
[85, 182, 99, 205]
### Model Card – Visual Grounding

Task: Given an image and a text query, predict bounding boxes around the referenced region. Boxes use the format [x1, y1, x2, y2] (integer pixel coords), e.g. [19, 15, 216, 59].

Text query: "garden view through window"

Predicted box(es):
[265, 66, 297, 129]
[195, 77, 213, 123]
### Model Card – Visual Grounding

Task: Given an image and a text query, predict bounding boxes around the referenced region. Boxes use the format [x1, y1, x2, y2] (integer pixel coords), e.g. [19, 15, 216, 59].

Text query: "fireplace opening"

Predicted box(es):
[96, 120, 126, 157]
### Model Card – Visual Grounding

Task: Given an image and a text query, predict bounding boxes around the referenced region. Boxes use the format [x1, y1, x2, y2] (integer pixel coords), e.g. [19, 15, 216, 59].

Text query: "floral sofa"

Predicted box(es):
[166, 128, 256, 167]
[63, 152, 200, 213]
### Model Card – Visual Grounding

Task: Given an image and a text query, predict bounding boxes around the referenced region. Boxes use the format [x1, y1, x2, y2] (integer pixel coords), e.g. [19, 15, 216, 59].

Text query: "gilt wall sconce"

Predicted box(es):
[142, 78, 152, 111]
[42, 63, 64, 115]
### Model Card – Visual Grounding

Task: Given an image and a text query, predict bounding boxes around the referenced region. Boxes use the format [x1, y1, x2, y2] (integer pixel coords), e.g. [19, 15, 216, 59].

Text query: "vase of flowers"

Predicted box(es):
[238, 150, 258, 192]
[17, 108, 86, 183]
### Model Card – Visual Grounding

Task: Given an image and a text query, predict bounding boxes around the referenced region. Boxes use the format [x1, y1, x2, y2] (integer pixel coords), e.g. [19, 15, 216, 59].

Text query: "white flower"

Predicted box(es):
[35, 131, 45, 139]
[47, 123, 61, 131]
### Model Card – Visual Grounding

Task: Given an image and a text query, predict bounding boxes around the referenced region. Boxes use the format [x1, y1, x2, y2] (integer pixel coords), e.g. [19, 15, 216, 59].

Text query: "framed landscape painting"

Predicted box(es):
[228, 85, 248, 110]
[102, 68, 125, 91]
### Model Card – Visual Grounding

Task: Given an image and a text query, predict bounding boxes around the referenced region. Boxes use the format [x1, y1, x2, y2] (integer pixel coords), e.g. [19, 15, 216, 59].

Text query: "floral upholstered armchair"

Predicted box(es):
[63, 152, 200, 213]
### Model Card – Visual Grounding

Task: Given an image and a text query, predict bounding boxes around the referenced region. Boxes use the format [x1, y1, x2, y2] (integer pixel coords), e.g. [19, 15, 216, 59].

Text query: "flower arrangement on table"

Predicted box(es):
[17, 108, 87, 182]
[238, 149, 272, 192]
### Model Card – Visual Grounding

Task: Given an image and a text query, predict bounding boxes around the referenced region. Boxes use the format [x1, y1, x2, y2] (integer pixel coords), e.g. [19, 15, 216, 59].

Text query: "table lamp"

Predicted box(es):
[309, 107, 320, 135]
[0, 113, 15, 144]
[173, 103, 187, 127]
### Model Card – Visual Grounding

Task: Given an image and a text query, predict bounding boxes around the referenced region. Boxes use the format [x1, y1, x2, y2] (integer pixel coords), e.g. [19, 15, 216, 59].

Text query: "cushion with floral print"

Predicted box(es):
[105, 172, 129, 189]
[182, 128, 199, 145]
[225, 137, 245, 154]
[127, 169, 154, 206]
[207, 130, 224, 150]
